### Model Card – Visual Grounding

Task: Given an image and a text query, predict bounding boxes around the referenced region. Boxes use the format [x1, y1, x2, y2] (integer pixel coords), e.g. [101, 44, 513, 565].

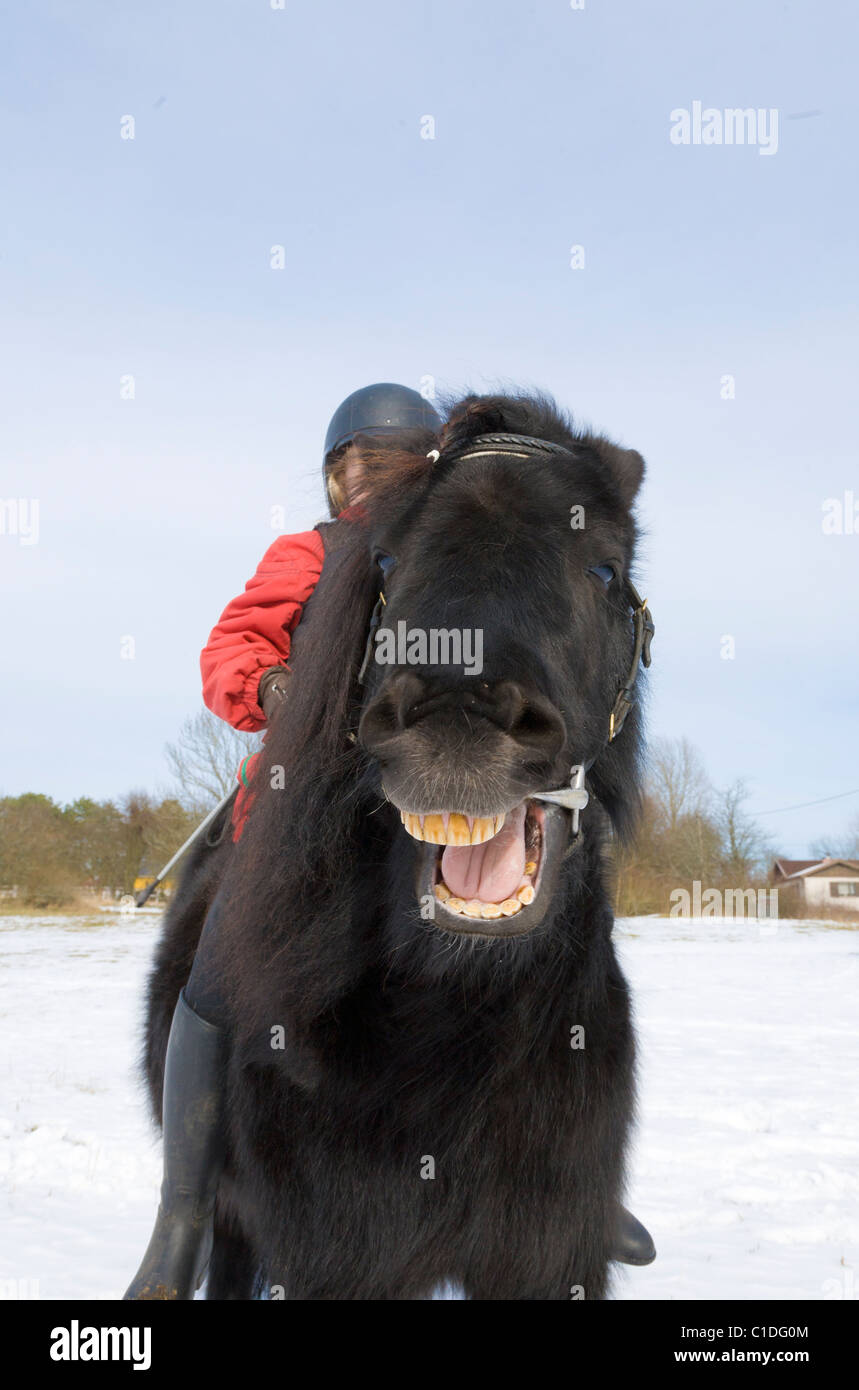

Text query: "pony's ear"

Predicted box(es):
[590, 438, 645, 507]
[440, 395, 510, 452]
[440, 394, 548, 453]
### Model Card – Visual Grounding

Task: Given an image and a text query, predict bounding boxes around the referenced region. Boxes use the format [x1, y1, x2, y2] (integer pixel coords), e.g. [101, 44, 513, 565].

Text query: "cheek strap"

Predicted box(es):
[357, 553, 398, 686]
[532, 581, 655, 837]
[608, 581, 654, 742]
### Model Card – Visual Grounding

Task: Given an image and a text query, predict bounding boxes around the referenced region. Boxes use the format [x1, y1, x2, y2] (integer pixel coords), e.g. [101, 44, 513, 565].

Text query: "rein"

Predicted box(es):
[355, 433, 655, 838]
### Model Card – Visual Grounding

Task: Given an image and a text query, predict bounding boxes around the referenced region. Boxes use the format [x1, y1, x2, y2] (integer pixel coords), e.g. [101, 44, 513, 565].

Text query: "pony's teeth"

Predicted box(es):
[447, 814, 472, 846]
[421, 814, 448, 844]
[400, 812, 424, 841]
[517, 884, 535, 904]
[400, 811, 505, 846]
[470, 815, 504, 844]
[524, 861, 537, 876]
[436, 891, 520, 919]
[499, 898, 522, 916]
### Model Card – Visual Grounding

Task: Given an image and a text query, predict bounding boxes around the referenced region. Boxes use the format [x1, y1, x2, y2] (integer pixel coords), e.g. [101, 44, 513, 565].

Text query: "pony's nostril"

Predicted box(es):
[359, 672, 427, 747]
[360, 675, 565, 766]
[504, 690, 566, 762]
[489, 680, 526, 732]
[474, 681, 565, 762]
[390, 672, 427, 729]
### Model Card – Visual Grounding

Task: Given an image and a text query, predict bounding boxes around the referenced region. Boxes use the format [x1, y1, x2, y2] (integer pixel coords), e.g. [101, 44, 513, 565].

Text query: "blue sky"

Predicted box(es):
[1, 0, 856, 855]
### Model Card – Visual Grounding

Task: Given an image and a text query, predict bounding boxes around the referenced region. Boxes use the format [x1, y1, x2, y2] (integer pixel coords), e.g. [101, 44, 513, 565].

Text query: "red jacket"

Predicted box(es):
[200, 528, 326, 731]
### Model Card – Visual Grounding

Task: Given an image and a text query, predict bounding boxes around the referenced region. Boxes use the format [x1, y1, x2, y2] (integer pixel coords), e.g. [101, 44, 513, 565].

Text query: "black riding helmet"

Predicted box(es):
[323, 383, 442, 515]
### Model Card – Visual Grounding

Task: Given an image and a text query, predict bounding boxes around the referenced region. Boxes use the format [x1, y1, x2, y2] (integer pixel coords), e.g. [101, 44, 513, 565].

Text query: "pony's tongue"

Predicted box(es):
[440, 803, 527, 903]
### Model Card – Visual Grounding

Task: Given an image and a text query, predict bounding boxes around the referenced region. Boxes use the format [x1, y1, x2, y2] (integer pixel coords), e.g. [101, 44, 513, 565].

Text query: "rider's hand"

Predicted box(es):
[258, 666, 291, 721]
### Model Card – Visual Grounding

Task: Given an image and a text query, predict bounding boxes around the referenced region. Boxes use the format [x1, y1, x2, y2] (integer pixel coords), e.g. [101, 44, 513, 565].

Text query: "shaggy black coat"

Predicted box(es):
[143, 391, 647, 1300]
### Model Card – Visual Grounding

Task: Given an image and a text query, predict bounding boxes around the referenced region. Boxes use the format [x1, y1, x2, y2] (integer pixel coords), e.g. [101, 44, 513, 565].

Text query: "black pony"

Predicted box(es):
[143, 391, 651, 1300]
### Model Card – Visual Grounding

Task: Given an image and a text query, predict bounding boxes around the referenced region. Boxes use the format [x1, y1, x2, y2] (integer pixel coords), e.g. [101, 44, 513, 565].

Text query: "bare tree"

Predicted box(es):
[649, 736, 712, 834]
[716, 778, 771, 879]
[165, 709, 261, 813]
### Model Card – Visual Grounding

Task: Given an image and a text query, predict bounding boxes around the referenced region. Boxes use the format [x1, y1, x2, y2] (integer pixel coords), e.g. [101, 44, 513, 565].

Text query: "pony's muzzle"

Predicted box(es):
[359, 671, 567, 794]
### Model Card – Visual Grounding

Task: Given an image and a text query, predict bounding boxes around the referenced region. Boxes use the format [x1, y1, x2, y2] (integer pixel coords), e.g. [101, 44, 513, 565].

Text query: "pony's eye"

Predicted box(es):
[587, 563, 617, 588]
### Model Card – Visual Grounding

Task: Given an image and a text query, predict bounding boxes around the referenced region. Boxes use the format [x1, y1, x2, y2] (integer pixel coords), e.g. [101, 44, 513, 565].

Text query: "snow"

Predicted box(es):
[0, 911, 856, 1301]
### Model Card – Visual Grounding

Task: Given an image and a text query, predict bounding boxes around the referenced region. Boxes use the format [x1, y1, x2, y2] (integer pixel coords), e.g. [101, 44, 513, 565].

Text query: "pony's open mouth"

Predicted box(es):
[401, 801, 555, 933]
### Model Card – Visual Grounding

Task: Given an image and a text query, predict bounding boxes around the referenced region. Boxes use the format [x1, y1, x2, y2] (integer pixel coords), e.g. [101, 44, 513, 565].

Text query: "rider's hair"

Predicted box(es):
[326, 427, 440, 512]
[325, 444, 350, 512]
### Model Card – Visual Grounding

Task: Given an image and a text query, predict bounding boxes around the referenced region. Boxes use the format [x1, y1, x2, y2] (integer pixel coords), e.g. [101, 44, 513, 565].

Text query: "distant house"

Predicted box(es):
[133, 874, 175, 901]
[133, 857, 174, 902]
[772, 858, 859, 915]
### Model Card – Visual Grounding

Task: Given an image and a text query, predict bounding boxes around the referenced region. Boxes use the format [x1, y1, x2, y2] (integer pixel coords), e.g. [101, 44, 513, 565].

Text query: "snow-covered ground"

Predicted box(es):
[0, 911, 856, 1301]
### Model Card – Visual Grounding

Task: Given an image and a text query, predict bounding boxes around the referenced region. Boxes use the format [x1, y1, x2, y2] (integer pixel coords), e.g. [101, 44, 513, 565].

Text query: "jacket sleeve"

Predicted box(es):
[200, 528, 325, 731]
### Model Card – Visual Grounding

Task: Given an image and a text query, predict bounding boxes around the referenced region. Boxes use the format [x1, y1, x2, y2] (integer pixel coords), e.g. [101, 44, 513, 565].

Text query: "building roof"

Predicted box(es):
[774, 857, 859, 880]
[773, 858, 818, 878]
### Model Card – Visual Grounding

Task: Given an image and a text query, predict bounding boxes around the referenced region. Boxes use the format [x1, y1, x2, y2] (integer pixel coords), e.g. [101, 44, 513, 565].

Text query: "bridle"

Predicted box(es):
[529, 572, 653, 833]
[355, 433, 655, 838]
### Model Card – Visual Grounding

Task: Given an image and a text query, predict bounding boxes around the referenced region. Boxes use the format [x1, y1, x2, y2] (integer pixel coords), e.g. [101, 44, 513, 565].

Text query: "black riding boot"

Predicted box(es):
[611, 1205, 656, 1265]
[124, 989, 227, 1300]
